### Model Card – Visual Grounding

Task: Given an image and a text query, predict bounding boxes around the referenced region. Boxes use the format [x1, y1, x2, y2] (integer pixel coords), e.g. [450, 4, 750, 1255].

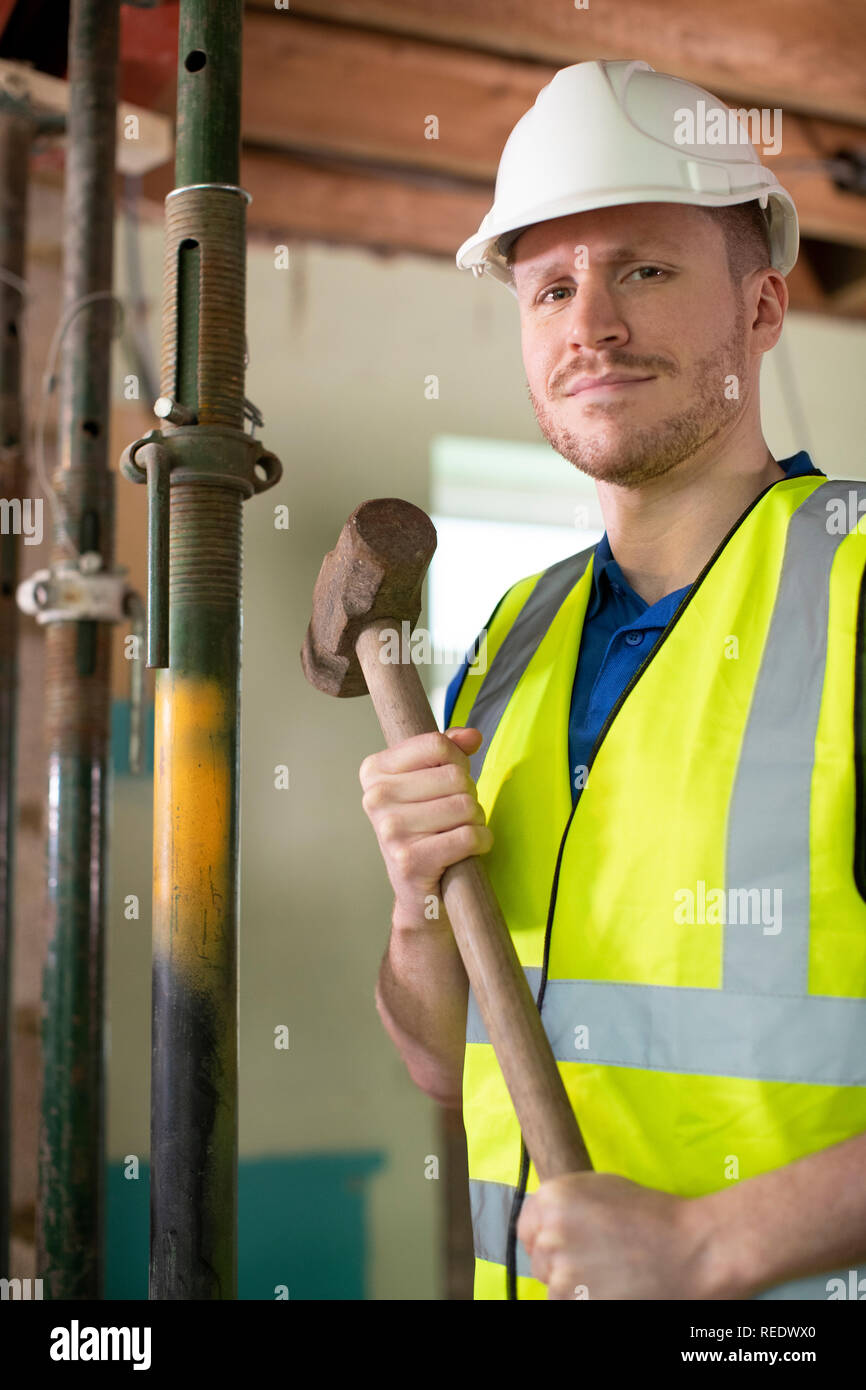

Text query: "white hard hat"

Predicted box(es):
[456, 59, 799, 291]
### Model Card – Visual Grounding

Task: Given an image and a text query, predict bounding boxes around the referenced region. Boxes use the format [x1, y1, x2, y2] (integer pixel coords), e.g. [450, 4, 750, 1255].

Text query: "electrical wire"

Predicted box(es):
[0, 267, 30, 298]
[34, 289, 124, 561]
[121, 172, 159, 406]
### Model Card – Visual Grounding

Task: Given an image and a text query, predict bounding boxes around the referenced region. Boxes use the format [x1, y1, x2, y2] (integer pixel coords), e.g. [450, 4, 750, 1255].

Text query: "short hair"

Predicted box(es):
[695, 201, 772, 284]
[504, 200, 772, 287]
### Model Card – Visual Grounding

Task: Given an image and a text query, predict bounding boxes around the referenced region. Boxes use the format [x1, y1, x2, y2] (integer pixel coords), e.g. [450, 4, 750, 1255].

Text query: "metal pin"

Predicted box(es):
[154, 395, 197, 426]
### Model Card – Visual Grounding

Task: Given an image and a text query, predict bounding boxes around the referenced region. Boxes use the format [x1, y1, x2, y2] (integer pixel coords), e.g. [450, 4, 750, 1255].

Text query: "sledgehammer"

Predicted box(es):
[301, 498, 591, 1181]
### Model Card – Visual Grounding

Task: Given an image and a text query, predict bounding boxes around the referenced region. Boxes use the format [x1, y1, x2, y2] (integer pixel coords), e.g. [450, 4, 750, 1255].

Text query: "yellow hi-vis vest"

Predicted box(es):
[449, 473, 866, 1301]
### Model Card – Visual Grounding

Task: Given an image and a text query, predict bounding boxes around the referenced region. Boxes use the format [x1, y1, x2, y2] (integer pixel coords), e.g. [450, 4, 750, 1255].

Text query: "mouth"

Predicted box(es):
[564, 375, 655, 399]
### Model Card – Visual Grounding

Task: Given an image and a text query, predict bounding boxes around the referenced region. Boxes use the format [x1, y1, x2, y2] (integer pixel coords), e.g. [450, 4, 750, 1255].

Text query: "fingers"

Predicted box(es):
[517, 1192, 540, 1253]
[359, 729, 493, 903]
[359, 729, 481, 786]
[388, 822, 495, 883]
[361, 757, 479, 808]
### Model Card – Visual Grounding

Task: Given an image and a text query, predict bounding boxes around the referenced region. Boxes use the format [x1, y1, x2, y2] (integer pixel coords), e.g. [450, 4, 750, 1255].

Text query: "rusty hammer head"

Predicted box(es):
[301, 498, 437, 698]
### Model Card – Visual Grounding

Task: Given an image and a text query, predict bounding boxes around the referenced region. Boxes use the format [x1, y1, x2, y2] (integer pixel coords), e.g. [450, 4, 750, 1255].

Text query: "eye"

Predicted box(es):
[538, 285, 574, 304]
[625, 266, 668, 282]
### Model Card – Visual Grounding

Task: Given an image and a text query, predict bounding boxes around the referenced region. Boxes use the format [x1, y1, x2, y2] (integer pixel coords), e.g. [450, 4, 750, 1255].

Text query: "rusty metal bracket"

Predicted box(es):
[17, 555, 130, 624]
[119, 424, 282, 668]
[120, 424, 281, 497]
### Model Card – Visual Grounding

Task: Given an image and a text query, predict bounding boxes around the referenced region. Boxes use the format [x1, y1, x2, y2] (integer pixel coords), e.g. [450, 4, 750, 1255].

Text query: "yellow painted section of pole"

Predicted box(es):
[150, 656, 239, 1297]
[153, 673, 234, 977]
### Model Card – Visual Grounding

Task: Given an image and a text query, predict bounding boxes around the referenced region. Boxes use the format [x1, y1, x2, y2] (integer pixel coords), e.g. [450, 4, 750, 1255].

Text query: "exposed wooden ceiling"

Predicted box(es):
[20, 0, 866, 318]
[254, 0, 866, 125]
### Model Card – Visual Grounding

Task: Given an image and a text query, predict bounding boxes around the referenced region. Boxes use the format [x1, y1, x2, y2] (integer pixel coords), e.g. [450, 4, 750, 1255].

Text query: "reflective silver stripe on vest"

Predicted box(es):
[724, 480, 866, 994]
[467, 970, 866, 1083]
[469, 1178, 531, 1278]
[469, 1174, 865, 1299]
[465, 546, 595, 785]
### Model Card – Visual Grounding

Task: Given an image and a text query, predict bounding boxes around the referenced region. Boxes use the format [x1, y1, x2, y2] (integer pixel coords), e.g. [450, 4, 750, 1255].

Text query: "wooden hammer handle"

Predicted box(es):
[356, 621, 591, 1181]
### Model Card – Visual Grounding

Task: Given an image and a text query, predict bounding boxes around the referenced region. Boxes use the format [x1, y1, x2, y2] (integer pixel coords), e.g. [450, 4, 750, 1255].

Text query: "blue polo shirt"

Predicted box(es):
[443, 452, 824, 802]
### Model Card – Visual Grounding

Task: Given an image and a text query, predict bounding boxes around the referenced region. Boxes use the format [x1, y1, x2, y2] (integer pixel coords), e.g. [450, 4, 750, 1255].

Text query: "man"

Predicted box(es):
[360, 59, 866, 1300]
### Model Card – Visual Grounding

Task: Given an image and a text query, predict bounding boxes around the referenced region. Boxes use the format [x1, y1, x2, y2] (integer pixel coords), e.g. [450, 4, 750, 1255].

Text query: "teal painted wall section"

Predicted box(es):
[107, 1153, 385, 1299]
[111, 698, 155, 777]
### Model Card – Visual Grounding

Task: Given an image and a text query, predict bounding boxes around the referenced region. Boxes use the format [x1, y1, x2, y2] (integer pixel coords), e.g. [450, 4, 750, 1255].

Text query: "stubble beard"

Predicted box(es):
[528, 312, 748, 491]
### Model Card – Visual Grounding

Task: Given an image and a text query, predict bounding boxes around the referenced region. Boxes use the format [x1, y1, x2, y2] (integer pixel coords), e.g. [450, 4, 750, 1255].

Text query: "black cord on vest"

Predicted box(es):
[506, 1142, 530, 1299]
[853, 563, 866, 899]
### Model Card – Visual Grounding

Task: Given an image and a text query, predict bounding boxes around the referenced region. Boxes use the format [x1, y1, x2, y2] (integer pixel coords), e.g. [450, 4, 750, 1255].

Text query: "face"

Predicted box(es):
[512, 203, 753, 489]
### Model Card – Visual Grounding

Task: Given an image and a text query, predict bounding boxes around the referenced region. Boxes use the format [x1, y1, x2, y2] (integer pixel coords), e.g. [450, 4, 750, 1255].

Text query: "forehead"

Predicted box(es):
[510, 202, 716, 283]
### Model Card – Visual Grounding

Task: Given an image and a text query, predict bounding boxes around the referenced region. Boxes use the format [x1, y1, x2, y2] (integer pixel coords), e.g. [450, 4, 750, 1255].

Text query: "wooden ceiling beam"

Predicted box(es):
[246, 0, 866, 127]
[238, 14, 866, 259]
[240, 11, 542, 182]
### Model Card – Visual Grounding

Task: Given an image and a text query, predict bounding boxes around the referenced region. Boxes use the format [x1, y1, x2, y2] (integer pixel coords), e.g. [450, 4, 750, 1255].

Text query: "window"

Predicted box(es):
[427, 435, 603, 724]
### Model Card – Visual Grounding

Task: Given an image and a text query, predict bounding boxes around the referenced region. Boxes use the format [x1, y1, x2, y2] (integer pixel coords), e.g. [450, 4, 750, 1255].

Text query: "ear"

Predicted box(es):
[748, 268, 788, 355]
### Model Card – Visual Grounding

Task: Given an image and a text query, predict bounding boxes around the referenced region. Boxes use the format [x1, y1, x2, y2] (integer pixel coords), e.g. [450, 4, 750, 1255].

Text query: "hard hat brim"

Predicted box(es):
[457, 186, 799, 284]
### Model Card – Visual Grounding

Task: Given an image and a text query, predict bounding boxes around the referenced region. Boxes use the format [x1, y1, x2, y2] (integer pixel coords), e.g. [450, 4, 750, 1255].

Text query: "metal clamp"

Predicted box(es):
[120, 422, 283, 670]
[17, 554, 130, 624]
[120, 434, 171, 666]
[17, 558, 146, 773]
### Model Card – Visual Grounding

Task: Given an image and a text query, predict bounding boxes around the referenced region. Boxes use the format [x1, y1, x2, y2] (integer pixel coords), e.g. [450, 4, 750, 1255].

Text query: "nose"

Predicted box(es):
[564, 279, 630, 352]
